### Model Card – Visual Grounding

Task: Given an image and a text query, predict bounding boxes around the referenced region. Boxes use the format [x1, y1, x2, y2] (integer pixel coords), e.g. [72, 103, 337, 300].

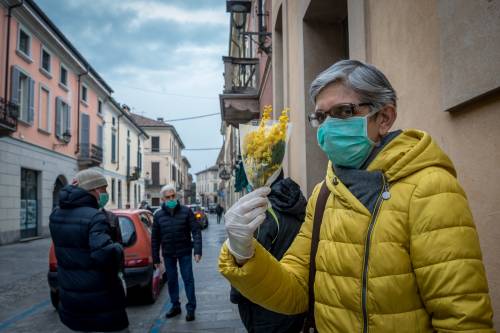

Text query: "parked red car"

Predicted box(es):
[48, 209, 164, 308]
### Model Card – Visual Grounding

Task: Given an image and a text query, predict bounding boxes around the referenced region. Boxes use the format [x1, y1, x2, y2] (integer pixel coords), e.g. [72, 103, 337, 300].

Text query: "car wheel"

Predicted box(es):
[142, 276, 159, 304]
[50, 290, 59, 310]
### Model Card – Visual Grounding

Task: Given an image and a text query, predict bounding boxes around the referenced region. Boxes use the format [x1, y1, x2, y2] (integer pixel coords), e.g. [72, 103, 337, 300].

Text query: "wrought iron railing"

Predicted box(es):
[222, 56, 259, 94]
[0, 96, 19, 134]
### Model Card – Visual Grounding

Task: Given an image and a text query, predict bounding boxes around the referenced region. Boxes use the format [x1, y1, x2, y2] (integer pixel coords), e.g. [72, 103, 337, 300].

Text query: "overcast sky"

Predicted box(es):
[36, 0, 228, 175]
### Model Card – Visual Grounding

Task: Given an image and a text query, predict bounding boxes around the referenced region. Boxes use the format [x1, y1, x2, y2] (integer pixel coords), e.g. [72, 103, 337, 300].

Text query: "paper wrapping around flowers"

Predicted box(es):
[240, 106, 291, 189]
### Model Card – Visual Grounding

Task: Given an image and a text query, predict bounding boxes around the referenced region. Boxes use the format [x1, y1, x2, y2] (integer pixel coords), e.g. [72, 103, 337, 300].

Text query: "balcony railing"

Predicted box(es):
[222, 56, 259, 94]
[127, 166, 141, 182]
[78, 144, 103, 168]
[0, 97, 18, 136]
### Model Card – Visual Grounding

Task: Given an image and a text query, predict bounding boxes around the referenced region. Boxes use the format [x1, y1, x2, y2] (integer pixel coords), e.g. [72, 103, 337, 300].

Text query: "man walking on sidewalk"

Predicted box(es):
[215, 203, 224, 224]
[152, 184, 202, 321]
[49, 169, 128, 332]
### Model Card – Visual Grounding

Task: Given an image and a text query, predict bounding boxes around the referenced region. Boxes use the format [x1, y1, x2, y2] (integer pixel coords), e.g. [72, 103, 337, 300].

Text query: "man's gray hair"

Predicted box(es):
[160, 184, 176, 196]
[309, 60, 397, 110]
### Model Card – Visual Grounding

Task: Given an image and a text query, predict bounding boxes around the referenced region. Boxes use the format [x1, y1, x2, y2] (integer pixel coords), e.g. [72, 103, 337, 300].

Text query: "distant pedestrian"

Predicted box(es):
[215, 203, 224, 224]
[152, 184, 202, 322]
[49, 169, 128, 332]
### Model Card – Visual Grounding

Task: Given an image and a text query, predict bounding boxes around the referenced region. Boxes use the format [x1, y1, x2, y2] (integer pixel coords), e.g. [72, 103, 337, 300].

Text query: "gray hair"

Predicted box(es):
[309, 60, 397, 110]
[160, 184, 176, 196]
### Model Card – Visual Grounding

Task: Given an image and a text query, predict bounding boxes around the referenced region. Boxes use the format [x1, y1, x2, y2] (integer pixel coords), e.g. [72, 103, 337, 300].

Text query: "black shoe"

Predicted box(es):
[165, 307, 181, 318]
[186, 312, 195, 321]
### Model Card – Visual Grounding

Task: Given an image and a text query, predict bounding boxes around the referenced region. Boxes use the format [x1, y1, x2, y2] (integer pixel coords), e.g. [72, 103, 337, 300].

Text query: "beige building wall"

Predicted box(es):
[273, 0, 500, 325]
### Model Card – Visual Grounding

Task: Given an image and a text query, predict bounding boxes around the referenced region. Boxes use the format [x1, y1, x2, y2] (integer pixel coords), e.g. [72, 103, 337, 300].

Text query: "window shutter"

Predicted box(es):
[28, 78, 35, 123]
[10, 66, 20, 105]
[97, 125, 103, 148]
[66, 104, 71, 132]
[81, 114, 90, 158]
[55, 97, 62, 138]
[111, 133, 116, 162]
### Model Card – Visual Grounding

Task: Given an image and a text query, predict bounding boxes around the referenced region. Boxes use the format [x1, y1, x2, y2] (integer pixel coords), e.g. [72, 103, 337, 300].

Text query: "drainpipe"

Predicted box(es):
[115, 113, 123, 171]
[75, 66, 89, 155]
[4, 1, 24, 102]
[257, 0, 264, 47]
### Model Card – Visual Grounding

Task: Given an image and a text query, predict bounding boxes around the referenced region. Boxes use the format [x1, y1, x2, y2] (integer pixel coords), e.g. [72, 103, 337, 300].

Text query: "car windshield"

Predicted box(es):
[188, 205, 201, 212]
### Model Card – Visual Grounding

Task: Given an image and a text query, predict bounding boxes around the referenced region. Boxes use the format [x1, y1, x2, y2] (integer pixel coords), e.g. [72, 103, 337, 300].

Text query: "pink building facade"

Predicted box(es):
[0, 0, 112, 243]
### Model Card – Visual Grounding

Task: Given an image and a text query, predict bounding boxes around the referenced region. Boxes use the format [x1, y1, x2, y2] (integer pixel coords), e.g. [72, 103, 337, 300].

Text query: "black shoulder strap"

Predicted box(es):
[305, 181, 330, 331]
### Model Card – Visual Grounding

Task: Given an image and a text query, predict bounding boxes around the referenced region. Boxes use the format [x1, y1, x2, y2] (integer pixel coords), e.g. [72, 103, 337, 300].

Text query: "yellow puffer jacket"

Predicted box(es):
[219, 129, 494, 332]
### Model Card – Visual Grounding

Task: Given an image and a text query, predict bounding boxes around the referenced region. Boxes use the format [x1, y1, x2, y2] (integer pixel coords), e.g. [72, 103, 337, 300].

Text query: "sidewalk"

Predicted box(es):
[158, 214, 245, 333]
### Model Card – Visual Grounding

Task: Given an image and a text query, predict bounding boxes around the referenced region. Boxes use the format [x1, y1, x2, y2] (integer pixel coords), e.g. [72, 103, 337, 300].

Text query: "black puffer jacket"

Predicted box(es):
[231, 177, 307, 333]
[49, 186, 128, 332]
[152, 201, 202, 262]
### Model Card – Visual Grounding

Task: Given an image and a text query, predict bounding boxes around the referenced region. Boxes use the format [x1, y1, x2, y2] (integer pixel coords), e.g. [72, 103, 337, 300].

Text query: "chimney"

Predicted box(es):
[157, 117, 164, 122]
[122, 104, 130, 113]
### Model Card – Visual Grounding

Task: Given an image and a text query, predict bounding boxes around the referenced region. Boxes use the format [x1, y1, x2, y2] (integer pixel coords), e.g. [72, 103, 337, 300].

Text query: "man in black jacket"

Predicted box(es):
[152, 184, 202, 321]
[49, 169, 128, 332]
[230, 173, 307, 333]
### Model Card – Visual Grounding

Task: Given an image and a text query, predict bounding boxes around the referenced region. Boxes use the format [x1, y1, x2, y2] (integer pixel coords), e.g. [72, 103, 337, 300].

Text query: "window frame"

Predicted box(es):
[81, 83, 88, 105]
[55, 96, 71, 140]
[16, 23, 32, 63]
[38, 83, 51, 133]
[14, 66, 34, 125]
[97, 98, 103, 115]
[39, 45, 52, 78]
[59, 63, 69, 90]
[151, 136, 160, 152]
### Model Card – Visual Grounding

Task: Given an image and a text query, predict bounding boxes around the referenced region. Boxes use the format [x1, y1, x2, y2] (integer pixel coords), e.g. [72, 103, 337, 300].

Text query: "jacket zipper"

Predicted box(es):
[361, 176, 390, 333]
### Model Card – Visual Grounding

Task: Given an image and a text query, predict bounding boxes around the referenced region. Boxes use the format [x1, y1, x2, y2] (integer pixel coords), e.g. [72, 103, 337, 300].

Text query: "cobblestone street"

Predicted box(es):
[0, 214, 245, 333]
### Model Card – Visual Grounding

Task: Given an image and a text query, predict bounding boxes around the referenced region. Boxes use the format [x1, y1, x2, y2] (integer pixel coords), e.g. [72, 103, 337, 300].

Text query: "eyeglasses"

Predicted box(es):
[308, 103, 373, 128]
[163, 194, 175, 200]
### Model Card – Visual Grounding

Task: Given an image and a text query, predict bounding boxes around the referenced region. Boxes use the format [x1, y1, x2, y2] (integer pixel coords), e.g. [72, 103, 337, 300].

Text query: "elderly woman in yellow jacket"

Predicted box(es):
[219, 60, 495, 333]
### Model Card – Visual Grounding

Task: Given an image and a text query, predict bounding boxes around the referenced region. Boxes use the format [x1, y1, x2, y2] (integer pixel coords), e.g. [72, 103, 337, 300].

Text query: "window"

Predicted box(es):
[81, 84, 88, 103]
[38, 85, 50, 132]
[17, 25, 31, 59]
[172, 165, 177, 181]
[118, 180, 122, 208]
[152, 197, 160, 206]
[152, 162, 160, 185]
[98, 99, 103, 115]
[55, 97, 71, 140]
[111, 178, 116, 203]
[60, 64, 68, 87]
[152, 136, 160, 152]
[112, 116, 116, 126]
[40, 47, 51, 75]
[118, 216, 136, 247]
[213, 183, 217, 192]
[11, 66, 34, 124]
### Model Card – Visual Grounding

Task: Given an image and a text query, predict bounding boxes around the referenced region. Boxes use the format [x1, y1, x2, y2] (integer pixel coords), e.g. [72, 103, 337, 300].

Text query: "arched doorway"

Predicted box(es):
[52, 175, 68, 210]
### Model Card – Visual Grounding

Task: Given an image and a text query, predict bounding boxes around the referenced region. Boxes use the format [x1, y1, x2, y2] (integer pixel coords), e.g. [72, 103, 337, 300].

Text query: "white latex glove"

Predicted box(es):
[225, 187, 271, 261]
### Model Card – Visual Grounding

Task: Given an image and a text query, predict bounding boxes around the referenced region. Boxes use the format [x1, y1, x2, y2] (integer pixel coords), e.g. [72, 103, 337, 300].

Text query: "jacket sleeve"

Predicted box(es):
[89, 212, 123, 270]
[219, 183, 321, 315]
[189, 209, 202, 256]
[409, 170, 494, 332]
[151, 212, 161, 264]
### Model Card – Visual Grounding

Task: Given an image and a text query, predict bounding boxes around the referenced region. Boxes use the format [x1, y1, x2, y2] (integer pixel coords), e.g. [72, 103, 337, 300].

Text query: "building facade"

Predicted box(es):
[101, 102, 147, 210]
[129, 114, 187, 207]
[219, 0, 274, 210]
[0, 0, 112, 244]
[195, 166, 219, 208]
[271, 0, 500, 325]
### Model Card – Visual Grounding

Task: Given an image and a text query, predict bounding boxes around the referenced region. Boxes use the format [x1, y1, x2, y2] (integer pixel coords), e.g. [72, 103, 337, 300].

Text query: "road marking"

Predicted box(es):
[0, 299, 50, 332]
[149, 281, 185, 333]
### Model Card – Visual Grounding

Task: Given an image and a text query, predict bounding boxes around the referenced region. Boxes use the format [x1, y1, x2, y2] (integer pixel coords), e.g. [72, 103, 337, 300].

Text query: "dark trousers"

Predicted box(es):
[237, 300, 304, 333]
[217, 214, 222, 224]
[164, 255, 196, 313]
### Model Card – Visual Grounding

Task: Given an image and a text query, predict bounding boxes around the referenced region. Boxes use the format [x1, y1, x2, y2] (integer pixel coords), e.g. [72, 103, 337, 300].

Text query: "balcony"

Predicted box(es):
[127, 166, 141, 182]
[0, 97, 18, 136]
[78, 144, 103, 169]
[219, 56, 260, 127]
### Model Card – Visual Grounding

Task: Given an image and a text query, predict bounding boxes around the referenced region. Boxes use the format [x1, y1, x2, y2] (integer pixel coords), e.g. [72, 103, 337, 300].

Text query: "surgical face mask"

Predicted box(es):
[97, 192, 109, 208]
[316, 110, 378, 169]
[165, 200, 177, 209]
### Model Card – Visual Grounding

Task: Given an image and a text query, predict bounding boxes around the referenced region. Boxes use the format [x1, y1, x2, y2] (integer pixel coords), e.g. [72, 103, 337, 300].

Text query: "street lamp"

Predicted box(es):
[227, 0, 250, 31]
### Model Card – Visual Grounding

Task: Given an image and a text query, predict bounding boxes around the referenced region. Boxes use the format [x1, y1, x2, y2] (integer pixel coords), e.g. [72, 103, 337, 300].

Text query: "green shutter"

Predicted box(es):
[28, 78, 35, 124]
[55, 97, 62, 138]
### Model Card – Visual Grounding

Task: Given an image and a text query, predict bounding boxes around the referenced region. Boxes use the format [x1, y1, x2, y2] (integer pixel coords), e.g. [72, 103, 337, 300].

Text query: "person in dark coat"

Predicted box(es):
[139, 200, 155, 214]
[49, 169, 128, 332]
[215, 203, 224, 224]
[230, 172, 307, 333]
[152, 184, 202, 322]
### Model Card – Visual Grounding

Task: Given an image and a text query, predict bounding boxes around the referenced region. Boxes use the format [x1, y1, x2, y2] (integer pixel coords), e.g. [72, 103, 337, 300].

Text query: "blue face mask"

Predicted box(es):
[164, 200, 177, 209]
[317, 111, 377, 169]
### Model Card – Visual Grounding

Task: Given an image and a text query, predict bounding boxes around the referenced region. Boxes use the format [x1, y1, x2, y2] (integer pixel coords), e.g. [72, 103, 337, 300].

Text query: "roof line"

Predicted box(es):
[24, 0, 114, 93]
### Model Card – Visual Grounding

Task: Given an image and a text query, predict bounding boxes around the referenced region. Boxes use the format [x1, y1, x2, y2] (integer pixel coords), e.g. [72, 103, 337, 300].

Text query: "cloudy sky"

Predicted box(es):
[36, 0, 229, 174]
